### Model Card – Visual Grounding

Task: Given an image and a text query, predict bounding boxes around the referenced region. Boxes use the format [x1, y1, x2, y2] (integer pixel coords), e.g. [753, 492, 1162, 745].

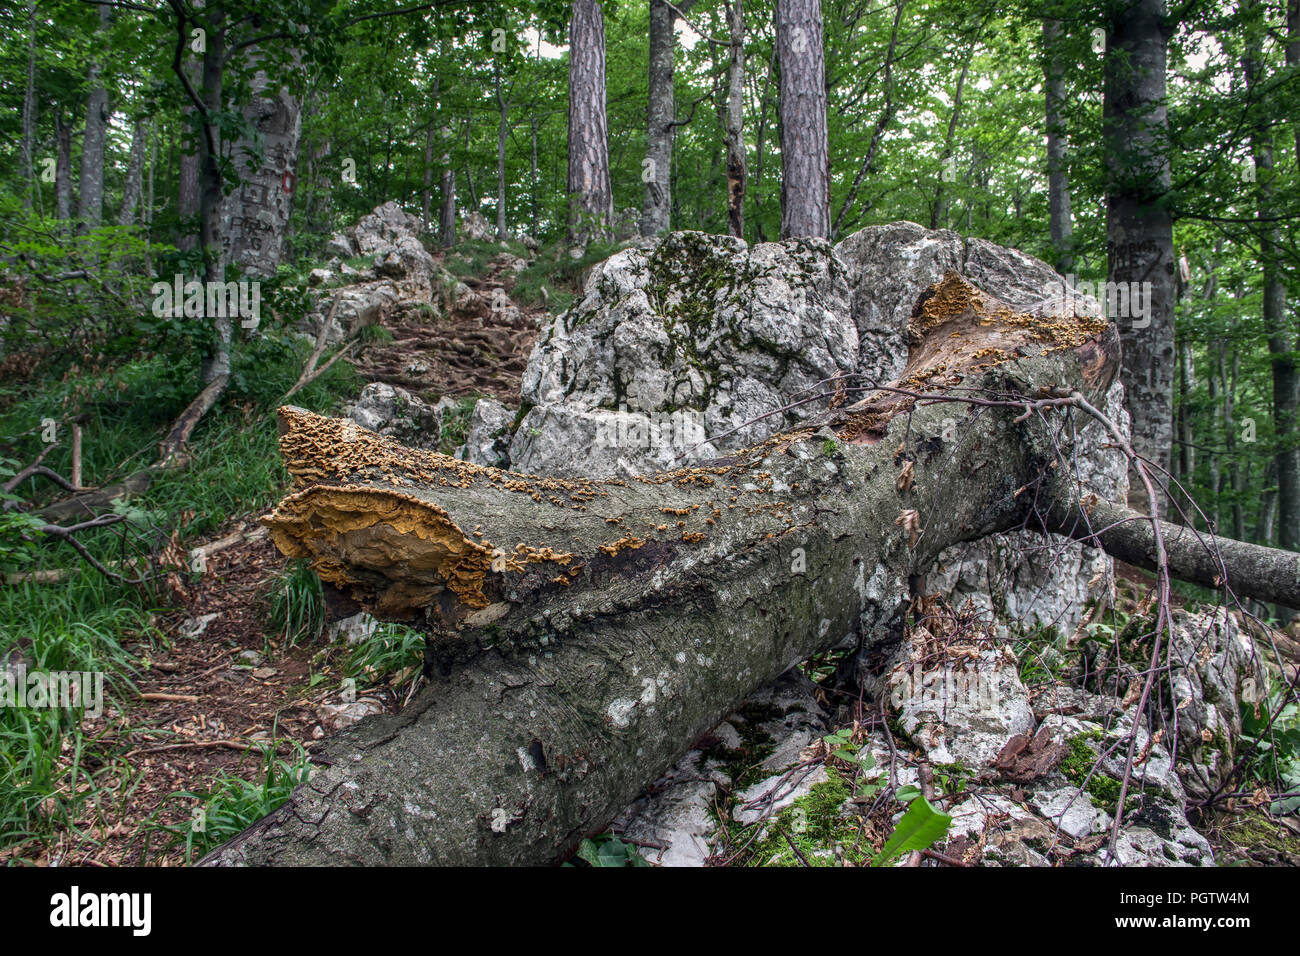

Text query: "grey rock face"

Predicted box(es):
[346, 382, 441, 450]
[326, 232, 355, 260]
[349, 202, 439, 287]
[461, 210, 493, 242]
[513, 232, 858, 477]
[456, 398, 514, 468]
[835, 222, 1072, 384]
[613, 669, 830, 862]
[307, 202, 442, 345]
[610, 750, 730, 866]
[888, 638, 1036, 768]
[1161, 609, 1266, 800]
[326, 612, 379, 647]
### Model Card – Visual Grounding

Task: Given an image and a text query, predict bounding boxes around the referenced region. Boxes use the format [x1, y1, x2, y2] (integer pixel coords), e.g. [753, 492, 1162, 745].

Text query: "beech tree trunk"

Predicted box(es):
[193, 18, 229, 384]
[777, 0, 830, 238]
[1043, 18, 1074, 275]
[1044, 498, 1300, 608]
[55, 111, 73, 229]
[641, 0, 677, 237]
[422, 119, 435, 233]
[222, 46, 303, 277]
[178, 123, 200, 251]
[1103, 0, 1175, 516]
[725, 0, 748, 238]
[77, 5, 112, 238]
[439, 157, 456, 247]
[20, 0, 37, 213]
[567, 0, 613, 244]
[203, 276, 1128, 866]
[496, 65, 510, 240]
[1284, 0, 1300, 556]
[117, 119, 149, 227]
[1247, 0, 1299, 601]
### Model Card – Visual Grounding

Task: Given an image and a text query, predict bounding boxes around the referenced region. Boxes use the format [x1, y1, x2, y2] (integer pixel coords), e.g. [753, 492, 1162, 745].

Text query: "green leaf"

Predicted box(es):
[576, 838, 602, 866]
[873, 796, 952, 866]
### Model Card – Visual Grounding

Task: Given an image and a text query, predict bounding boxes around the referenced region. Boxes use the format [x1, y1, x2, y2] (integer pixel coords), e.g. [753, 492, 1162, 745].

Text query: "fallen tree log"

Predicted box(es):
[1045, 498, 1300, 609]
[198, 274, 1243, 866]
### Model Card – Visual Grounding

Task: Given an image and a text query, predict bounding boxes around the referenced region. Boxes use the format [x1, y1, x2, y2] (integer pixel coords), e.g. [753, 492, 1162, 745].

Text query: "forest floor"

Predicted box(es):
[3, 527, 332, 866]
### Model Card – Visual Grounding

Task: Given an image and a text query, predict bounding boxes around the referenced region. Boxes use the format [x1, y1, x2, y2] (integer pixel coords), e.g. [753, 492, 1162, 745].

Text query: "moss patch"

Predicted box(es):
[1059, 733, 1136, 815]
[744, 770, 871, 867]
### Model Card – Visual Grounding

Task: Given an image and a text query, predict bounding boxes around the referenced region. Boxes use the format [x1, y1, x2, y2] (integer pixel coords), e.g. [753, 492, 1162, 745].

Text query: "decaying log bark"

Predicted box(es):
[204, 275, 1127, 865]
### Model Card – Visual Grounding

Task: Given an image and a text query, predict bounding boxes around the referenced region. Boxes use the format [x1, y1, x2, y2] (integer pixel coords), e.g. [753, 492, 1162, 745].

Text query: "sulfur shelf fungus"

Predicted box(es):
[264, 485, 497, 616]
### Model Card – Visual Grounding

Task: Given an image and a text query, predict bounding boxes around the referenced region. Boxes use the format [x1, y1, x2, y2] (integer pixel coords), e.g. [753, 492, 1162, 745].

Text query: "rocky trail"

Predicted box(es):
[351, 250, 542, 405]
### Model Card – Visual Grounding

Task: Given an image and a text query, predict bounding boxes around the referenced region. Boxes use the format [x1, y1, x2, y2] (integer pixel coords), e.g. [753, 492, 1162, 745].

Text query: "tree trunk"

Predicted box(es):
[222, 46, 303, 278]
[77, 5, 112, 238]
[641, 0, 676, 237]
[706, 36, 723, 229]
[145, 121, 156, 272]
[20, 0, 37, 213]
[777, 0, 830, 238]
[1257, 2, 1300, 556]
[202, 276, 1130, 866]
[55, 110, 74, 230]
[1175, 336, 1195, 520]
[178, 51, 201, 254]
[1292, 0, 1300, 171]
[463, 117, 479, 211]
[1103, 0, 1175, 517]
[530, 115, 540, 237]
[117, 119, 149, 227]
[1224, 347, 1244, 540]
[1207, 356, 1222, 528]
[196, 22, 230, 384]
[568, 0, 613, 245]
[1258, 459, 1279, 546]
[1044, 498, 1300, 608]
[438, 116, 457, 248]
[496, 65, 510, 241]
[1044, 18, 1074, 275]
[752, 43, 776, 241]
[930, 50, 970, 231]
[725, 0, 748, 239]
[1246, 0, 1299, 609]
[422, 126, 434, 234]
